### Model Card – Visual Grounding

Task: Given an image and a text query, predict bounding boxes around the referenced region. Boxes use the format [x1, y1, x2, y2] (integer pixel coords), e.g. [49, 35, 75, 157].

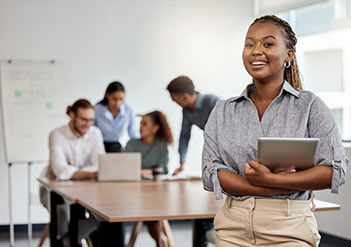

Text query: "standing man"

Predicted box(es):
[167, 76, 220, 247]
[167, 76, 220, 175]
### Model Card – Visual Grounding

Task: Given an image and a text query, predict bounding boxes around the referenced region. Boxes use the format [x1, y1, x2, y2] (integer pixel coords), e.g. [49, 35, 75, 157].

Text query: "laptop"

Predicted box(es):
[98, 153, 142, 181]
[256, 137, 319, 173]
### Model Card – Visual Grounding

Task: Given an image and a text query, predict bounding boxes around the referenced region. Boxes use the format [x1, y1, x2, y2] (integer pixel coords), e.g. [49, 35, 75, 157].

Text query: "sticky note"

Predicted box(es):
[14, 90, 22, 98]
[46, 102, 53, 109]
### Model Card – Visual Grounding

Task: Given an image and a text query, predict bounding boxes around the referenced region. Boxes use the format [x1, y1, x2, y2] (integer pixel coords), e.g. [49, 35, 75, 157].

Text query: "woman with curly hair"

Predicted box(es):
[125, 110, 173, 247]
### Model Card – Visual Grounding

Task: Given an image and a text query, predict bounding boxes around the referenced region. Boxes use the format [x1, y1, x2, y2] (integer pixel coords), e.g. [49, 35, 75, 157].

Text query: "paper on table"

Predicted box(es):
[141, 173, 201, 181]
[159, 174, 201, 181]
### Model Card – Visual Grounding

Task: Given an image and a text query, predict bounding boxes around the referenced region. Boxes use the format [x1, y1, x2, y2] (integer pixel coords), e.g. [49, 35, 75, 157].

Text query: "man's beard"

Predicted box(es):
[72, 121, 86, 136]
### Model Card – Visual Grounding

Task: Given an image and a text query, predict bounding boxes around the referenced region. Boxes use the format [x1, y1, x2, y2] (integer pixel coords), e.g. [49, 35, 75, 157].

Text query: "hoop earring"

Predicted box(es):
[284, 60, 291, 68]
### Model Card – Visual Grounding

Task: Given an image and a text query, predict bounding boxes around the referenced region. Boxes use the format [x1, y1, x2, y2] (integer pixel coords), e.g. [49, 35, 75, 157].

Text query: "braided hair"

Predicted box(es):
[251, 15, 303, 91]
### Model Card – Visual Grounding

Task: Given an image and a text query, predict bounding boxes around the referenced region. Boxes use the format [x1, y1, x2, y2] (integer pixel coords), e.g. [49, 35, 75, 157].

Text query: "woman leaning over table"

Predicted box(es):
[94, 81, 139, 152]
[202, 15, 348, 247]
[125, 110, 173, 247]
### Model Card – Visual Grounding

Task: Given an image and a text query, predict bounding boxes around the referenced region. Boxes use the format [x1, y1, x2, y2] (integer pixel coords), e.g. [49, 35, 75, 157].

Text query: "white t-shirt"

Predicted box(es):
[48, 124, 105, 180]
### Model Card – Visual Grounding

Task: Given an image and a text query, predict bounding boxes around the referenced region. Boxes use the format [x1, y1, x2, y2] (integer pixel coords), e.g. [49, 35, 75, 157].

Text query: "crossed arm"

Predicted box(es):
[218, 161, 332, 197]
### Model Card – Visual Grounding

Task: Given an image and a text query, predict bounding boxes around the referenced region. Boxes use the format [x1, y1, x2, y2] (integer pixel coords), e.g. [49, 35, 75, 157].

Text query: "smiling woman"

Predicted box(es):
[243, 23, 291, 85]
[243, 15, 302, 88]
[202, 15, 348, 247]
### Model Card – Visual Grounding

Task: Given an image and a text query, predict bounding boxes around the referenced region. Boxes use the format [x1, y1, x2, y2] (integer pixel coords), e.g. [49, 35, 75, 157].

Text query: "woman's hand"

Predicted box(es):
[244, 160, 272, 186]
[245, 160, 297, 187]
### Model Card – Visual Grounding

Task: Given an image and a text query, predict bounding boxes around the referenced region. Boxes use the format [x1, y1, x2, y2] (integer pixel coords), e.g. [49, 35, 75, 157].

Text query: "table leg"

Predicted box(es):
[128, 221, 143, 247]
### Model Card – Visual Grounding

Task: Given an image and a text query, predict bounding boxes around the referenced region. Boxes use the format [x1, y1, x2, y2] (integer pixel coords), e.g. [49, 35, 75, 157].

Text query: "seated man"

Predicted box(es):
[40, 99, 124, 246]
[48, 98, 104, 180]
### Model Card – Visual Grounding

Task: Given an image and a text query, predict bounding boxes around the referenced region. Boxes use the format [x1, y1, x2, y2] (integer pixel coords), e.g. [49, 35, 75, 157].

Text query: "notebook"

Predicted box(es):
[98, 153, 142, 181]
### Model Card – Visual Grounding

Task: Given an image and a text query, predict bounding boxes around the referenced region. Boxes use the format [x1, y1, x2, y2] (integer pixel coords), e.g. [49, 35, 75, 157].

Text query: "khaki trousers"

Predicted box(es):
[214, 197, 321, 247]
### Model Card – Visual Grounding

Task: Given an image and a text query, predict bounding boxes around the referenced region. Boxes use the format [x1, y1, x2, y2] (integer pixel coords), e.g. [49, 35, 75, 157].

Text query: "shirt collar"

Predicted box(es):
[282, 81, 300, 98]
[230, 80, 300, 103]
[103, 103, 126, 119]
[193, 92, 204, 109]
[119, 104, 126, 115]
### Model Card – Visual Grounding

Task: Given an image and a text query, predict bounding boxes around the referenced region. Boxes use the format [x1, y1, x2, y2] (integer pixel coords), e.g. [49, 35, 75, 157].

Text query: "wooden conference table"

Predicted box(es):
[38, 178, 340, 247]
[39, 177, 224, 247]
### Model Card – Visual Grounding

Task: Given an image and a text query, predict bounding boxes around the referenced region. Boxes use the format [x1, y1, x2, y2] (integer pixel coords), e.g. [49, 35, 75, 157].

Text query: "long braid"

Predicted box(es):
[251, 15, 303, 91]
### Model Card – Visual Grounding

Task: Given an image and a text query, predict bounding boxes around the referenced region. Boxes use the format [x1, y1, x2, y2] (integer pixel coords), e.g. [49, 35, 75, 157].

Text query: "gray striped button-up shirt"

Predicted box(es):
[202, 81, 348, 200]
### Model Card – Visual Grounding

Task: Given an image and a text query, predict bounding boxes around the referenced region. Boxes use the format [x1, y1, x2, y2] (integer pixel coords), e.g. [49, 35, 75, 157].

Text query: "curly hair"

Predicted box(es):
[145, 111, 174, 145]
[251, 15, 303, 91]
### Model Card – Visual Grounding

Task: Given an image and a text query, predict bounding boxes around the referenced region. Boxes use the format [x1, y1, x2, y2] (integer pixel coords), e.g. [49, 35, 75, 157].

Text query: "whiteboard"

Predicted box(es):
[0, 60, 66, 163]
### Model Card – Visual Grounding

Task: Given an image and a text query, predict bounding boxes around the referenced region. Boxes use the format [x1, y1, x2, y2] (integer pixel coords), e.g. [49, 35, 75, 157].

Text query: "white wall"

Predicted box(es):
[298, 28, 351, 240]
[315, 145, 351, 240]
[256, 0, 327, 15]
[298, 28, 351, 140]
[0, 0, 253, 225]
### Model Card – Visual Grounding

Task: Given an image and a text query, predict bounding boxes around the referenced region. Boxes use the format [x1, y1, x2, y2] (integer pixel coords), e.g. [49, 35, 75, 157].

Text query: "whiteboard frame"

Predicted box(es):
[0, 59, 65, 163]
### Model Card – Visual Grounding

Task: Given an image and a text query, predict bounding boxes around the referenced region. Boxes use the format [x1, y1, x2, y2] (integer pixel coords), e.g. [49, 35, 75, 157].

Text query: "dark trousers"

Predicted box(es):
[193, 219, 214, 247]
[90, 221, 125, 247]
[104, 141, 122, 153]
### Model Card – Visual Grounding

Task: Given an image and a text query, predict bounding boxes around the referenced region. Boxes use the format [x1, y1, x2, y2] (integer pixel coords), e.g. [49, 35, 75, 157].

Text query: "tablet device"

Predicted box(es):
[256, 137, 319, 173]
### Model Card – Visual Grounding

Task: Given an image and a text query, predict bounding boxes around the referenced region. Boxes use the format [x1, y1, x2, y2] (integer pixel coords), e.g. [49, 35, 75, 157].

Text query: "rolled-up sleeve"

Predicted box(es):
[158, 142, 169, 174]
[202, 103, 237, 200]
[179, 113, 192, 163]
[308, 97, 349, 193]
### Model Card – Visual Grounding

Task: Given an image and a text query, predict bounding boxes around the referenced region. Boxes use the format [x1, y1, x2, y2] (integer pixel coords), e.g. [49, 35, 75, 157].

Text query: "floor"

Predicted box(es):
[0, 220, 348, 247]
[0, 221, 214, 247]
